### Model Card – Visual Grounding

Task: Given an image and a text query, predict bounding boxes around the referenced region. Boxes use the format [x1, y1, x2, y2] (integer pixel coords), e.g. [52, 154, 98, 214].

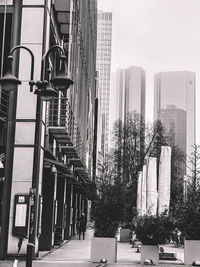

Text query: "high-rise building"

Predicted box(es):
[160, 105, 186, 154]
[108, 66, 146, 151]
[160, 105, 187, 176]
[154, 71, 196, 174]
[96, 10, 112, 157]
[114, 66, 146, 123]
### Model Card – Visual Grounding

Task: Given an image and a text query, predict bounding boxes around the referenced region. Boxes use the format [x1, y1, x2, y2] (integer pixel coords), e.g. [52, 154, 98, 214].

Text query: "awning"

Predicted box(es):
[44, 157, 72, 177]
[53, 0, 70, 38]
[48, 127, 73, 145]
[69, 158, 85, 168]
[74, 167, 91, 181]
[61, 145, 79, 158]
[43, 158, 89, 189]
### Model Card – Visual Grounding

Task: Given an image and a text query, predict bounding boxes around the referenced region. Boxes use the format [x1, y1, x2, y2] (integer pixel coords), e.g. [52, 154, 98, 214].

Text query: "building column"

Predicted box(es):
[64, 183, 72, 240]
[0, 0, 22, 259]
[39, 168, 57, 251]
[55, 177, 66, 244]
[5, 0, 51, 256]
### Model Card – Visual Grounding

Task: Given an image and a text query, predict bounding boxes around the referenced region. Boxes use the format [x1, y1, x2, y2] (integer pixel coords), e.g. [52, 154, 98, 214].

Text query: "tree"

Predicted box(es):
[173, 145, 200, 240]
[108, 112, 170, 225]
[170, 145, 185, 209]
[91, 157, 124, 237]
[96, 111, 185, 228]
[111, 112, 157, 185]
[186, 145, 200, 192]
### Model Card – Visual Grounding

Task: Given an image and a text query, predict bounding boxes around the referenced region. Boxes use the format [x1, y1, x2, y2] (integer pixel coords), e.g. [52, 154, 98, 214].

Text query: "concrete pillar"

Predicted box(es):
[158, 146, 172, 215]
[146, 157, 157, 215]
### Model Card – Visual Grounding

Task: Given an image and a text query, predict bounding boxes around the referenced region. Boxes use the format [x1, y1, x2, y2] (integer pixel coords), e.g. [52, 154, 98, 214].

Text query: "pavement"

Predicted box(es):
[0, 229, 185, 267]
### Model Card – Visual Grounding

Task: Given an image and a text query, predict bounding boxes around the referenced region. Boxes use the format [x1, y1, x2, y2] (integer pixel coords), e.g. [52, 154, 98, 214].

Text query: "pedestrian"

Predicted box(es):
[78, 213, 86, 240]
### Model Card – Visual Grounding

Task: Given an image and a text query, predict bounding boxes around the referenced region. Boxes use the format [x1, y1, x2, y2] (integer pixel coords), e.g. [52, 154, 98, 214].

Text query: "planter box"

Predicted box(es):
[119, 228, 131, 242]
[184, 239, 200, 264]
[91, 237, 117, 263]
[141, 245, 159, 265]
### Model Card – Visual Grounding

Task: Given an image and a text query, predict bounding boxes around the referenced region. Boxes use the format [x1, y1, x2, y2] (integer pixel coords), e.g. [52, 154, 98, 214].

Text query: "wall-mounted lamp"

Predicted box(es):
[0, 160, 4, 170]
[51, 164, 57, 175]
[0, 45, 74, 101]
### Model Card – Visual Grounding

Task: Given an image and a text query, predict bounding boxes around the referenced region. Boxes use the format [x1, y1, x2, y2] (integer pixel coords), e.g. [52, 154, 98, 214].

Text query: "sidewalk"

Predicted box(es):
[0, 229, 185, 267]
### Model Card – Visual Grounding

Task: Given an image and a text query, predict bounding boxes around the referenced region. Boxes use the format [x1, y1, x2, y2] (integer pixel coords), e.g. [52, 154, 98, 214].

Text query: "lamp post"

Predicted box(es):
[0, 45, 73, 267]
[184, 175, 188, 202]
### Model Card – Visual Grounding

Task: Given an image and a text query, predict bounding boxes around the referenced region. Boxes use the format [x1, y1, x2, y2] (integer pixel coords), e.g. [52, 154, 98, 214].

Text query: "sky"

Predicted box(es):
[98, 0, 200, 142]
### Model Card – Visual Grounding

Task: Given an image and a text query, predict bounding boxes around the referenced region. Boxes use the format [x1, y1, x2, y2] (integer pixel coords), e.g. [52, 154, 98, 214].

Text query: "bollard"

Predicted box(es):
[96, 258, 108, 267]
[100, 258, 107, 263]
[26, 243, 35, 267]
[13, 236, 23, 267]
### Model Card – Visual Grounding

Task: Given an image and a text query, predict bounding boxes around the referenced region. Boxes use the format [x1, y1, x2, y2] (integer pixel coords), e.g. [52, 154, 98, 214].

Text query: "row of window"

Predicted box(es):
[98, 13, 112, 20]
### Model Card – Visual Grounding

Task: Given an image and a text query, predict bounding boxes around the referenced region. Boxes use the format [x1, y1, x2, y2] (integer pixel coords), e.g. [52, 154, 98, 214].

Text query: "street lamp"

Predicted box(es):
[0, 44, 73, 99]
[184, 175, 188, 202]
[0, 45, 73, 267]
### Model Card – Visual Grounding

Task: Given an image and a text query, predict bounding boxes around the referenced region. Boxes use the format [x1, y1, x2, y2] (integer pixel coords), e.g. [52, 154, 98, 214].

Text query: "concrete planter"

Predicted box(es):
[119, 228, 131, 242]
[91, 237, 117, 263]
[141, 245, 159, 265]
[184, 239, 200, 264]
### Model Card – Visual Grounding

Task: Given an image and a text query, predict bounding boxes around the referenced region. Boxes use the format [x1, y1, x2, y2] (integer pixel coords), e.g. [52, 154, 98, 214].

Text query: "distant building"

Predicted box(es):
[160, 105, 186, 175]
[96, 10, 112, 157]
[154, 71, 196, 175]
[160, 105, 186, 153]
[114, 66, 146, 123]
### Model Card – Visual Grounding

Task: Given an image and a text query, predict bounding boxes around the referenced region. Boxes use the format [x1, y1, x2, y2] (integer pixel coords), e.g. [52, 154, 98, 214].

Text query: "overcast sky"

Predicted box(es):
[98, 0, 200, 141]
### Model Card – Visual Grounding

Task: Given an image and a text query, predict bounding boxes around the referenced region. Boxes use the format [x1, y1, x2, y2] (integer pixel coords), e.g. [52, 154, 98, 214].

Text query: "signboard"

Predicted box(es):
[13, 194, 29, 237]
[15, 204, 27, 227]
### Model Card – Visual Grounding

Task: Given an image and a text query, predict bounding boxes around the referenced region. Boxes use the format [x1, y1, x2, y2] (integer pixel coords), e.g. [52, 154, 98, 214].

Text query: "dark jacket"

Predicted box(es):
[78, 215, 86, 231]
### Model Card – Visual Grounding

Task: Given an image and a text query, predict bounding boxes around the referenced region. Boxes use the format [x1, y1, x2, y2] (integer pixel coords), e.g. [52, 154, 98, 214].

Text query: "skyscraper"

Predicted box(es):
[96, 10, 112, 157]
[154, 71, 196, 174]
[114, 66, 146, 123]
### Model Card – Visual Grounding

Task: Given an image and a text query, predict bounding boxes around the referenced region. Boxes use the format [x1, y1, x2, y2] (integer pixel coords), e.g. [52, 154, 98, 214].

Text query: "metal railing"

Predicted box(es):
[46, 97, 86, 163]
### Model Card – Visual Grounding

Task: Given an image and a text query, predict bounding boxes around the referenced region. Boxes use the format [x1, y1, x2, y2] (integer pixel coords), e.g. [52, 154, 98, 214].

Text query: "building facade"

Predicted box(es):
[96, 10, 112, 158]
[0, 0, 97, 259]
[154, 71, 196, 174]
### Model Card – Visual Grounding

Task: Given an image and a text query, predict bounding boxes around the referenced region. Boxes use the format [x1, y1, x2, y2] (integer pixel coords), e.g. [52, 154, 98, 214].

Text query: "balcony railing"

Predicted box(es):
[46, 97, 86, 164]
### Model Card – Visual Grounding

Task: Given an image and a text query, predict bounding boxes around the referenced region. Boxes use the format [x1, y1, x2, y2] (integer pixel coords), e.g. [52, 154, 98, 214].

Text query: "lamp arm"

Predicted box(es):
[10, 45, 35, 92]
[41, 45, 66, 81]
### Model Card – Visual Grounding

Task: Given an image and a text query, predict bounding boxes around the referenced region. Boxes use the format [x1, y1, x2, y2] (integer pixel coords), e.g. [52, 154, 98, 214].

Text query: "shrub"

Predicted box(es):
[132, 212, 176, 245]
[175, 192, 200, 240]
[92, 182, 123, 238]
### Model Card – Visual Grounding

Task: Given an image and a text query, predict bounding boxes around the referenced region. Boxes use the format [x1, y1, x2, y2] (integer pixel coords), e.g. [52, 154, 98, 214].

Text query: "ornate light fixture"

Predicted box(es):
[0, 45, 74, 101]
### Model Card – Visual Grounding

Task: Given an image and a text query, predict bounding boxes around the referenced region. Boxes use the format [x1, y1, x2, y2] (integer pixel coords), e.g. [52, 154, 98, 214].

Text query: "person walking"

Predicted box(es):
[78, 213, 86, 240]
